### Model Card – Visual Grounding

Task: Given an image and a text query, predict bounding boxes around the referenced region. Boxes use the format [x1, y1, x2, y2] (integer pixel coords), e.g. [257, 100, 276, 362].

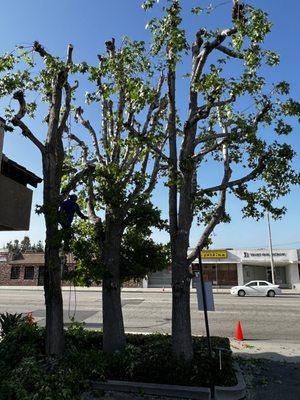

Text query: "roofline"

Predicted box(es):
[1, 154, 42, 188]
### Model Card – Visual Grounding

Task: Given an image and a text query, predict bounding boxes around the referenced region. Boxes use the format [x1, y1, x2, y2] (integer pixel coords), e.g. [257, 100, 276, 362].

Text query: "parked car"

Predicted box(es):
[230, 280, 282, 297]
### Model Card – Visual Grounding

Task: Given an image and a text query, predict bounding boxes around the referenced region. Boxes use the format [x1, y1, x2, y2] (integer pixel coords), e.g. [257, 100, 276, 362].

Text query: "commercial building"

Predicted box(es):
[146, 248, 300, 289]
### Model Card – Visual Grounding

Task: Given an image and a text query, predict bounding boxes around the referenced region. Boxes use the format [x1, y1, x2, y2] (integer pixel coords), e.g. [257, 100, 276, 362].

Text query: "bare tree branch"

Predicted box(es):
[58, 82, 71, 135]
[188, 138, 232, 263]
[253, 102, 272, 128]
[188, 189, 226, 263]
[216, 44, 244, 59]
[68, 132, 89, 162]
[60, 167, 91, 202]
[86, 172, 100, 223]
[193, 27, 238, 83]
[195, 131, 234, 144]
[11, 91, 45, 153]
[185, 95, 235, 130]
[144, 152, 162, 197]
[195, 137, 228, 160]
[101, 99, 110, 162]
[124, 122, 170, 164]
[108, 100, 114, 139]
[33, 41, 50, 58]
[200, 154, 267, 194]
[75, 106, 104, 164]
[66, 44, 74, 65]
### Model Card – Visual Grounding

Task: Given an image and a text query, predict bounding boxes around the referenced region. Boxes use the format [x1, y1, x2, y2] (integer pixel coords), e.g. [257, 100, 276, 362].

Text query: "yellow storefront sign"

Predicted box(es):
[201, 250, 228, 259]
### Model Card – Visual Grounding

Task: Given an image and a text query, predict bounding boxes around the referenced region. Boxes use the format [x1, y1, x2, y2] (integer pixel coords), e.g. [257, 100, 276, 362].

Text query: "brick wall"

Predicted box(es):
[0, 262, 143, 288]
[0, 263, 43, 286]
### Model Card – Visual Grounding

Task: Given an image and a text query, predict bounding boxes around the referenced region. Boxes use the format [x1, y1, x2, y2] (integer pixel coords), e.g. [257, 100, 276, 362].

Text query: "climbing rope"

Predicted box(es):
[67, 253, 77, 321]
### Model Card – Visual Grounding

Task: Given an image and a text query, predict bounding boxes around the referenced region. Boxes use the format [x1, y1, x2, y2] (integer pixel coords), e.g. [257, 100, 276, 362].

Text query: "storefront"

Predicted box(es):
[237, 249, 299, 288]
[146, 248, 300, 289]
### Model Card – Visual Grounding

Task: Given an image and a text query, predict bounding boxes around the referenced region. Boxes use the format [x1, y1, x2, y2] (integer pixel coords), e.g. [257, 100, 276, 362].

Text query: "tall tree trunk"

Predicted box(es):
[43, 150, 64, 355]
[167, 62, 194, 360]
[172, 244, 192, 360]
[44, 222, 64, 355]
[102, 217, 126, 353]
[172, 175, 194, 360]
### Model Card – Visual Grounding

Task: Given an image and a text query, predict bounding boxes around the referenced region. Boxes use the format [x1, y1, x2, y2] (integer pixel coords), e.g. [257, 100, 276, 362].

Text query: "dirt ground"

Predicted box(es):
[239, 358, 300, 400]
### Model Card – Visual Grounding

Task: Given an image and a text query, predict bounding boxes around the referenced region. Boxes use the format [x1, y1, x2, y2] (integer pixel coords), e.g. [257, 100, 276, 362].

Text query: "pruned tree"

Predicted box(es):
[69, 202, 169, 288]
[0, 42, 88, 355]
[67, 37, 168, 353]
[143, 0, 300, 360]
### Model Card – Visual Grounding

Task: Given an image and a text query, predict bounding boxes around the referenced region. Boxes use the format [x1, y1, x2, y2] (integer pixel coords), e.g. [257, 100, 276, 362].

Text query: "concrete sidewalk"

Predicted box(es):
[231, 339, 300, 363]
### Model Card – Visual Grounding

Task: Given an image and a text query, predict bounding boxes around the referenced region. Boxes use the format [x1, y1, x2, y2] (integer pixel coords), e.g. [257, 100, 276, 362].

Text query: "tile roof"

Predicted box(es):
[9, 253, 75, 264]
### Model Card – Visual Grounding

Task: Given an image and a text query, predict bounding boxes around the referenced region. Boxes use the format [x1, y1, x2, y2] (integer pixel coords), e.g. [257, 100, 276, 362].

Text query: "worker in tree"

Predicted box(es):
[59, 194, 88, 252]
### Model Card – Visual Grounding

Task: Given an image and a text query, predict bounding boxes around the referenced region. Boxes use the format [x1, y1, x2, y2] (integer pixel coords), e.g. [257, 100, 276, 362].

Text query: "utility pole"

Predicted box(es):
[266, 212, 275, 284]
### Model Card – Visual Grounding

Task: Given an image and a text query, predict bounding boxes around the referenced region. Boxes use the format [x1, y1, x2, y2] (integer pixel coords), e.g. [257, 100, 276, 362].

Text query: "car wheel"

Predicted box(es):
[238, 290, 246, 297]
[267, 290, 275, 297]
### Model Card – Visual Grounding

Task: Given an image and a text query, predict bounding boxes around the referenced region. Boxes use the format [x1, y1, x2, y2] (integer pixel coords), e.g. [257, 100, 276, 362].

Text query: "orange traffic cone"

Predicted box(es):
[234, 320, 244, 341]
[28, 311, 35, 325]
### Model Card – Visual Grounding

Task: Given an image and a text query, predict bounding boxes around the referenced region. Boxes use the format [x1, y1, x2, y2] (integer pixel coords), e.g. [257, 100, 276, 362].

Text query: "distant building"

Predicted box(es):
[0, 248, 8, 263]
[146, 248, 300, 289]
[0, 251, 142, 288]
[0, 252, 75, 286]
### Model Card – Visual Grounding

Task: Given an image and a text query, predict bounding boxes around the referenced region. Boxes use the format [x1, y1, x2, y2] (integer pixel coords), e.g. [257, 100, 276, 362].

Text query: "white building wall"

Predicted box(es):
[286, 263, 300, 288]
[142, 278, 148, 288]
[148, 248, 300, 288]
[237, 263, 244, 285]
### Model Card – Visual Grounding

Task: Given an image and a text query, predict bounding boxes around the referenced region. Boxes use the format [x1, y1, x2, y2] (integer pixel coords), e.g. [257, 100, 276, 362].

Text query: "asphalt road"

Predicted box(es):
[0, 289, 299, 345]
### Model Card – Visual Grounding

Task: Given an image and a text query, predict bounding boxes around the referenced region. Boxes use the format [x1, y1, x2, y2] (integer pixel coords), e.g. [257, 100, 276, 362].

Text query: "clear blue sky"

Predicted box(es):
[0, 0, 299, 249]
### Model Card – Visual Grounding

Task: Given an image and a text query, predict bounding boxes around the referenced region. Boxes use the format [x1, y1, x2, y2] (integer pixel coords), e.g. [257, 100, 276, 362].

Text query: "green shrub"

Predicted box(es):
[0, 323, 236, 399]
[0, 312, 26, 337]
[0, 323, 106, 400]
[0, 356, 90, 400]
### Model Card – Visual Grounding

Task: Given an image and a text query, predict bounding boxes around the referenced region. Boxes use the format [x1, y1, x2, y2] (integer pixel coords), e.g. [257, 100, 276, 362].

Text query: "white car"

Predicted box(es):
[230, 281, 282, 297]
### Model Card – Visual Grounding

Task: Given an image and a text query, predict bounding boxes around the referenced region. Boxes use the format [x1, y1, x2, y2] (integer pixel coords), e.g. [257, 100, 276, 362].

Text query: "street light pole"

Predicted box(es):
[266, 212, 275, 284]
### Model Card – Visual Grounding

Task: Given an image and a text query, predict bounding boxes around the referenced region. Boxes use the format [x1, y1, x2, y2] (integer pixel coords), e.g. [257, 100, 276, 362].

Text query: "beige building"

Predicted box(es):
[146, 248, 300, 289]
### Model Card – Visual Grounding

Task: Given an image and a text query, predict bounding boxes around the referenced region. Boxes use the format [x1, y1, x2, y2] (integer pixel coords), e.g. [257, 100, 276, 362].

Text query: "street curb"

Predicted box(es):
[215, 362, 246, 400]
[90, 363, 246, 400]
[0, 286, 299, 295]
[91, 380, 211, 400]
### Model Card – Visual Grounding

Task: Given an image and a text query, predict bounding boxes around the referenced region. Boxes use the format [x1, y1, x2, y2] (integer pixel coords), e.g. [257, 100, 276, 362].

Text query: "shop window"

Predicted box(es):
[38, 267, 44, 286]
[24, 266, 35, 280]
[10, 266, 20, 279]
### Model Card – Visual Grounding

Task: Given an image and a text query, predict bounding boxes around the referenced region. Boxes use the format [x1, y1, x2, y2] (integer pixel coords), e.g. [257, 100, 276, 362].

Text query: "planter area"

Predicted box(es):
[0, 319, 245, 400]
[90, 363, 245, 400]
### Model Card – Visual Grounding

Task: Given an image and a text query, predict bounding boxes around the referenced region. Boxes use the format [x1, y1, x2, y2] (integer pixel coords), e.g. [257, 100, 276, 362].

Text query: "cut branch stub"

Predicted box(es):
[105, 38, 116, 57]
[33, 41, 48, 58]
[66, 44, 74, 65]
